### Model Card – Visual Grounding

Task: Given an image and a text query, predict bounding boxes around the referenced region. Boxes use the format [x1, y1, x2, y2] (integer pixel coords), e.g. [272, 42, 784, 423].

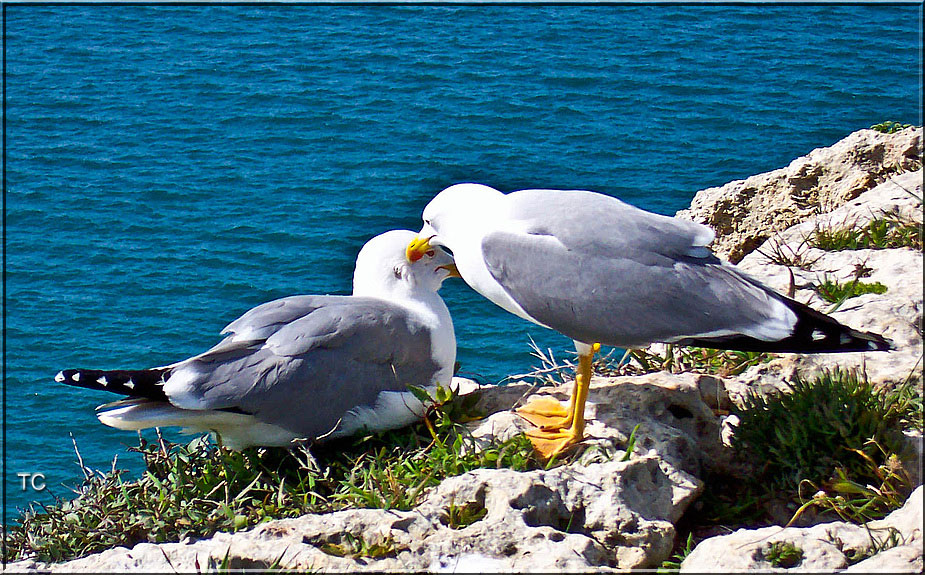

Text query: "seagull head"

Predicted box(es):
[407, 183, 505, 262]
[354, 229, 458, 298]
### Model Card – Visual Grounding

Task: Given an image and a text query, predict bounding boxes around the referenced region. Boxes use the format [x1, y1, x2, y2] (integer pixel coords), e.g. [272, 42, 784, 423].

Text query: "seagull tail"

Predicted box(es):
[55, 367, 171, 402]
[677, 296, 893, 354]
[94, 397, 243, 431]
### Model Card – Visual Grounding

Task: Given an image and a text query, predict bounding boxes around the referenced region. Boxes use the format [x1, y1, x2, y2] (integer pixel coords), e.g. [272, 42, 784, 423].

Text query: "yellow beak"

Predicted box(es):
[406, 235, 434, 263]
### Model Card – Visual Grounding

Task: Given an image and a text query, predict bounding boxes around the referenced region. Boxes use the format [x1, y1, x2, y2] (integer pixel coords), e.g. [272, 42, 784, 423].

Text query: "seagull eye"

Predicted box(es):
[424, 218, 431, 226]
[426, 250, 435, 258]
[393, 266, 403, 279]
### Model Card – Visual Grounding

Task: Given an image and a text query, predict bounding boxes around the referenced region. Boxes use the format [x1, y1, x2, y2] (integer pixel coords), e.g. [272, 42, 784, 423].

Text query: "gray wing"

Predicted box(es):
[167, 297, 440, 439]
[482, 190, 786, 347]
[505, 189, 716, 261]
[221, 295, 338, 341]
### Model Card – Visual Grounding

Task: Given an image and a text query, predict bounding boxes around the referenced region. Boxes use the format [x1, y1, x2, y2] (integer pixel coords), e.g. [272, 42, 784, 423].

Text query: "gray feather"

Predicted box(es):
[171, 297, 439, 439]
[482, 191, 789, 347]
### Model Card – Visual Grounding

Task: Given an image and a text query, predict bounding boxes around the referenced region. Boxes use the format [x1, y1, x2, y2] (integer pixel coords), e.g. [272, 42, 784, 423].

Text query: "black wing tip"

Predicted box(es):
[746, 293, 895, 354]
[861, 332, 893, 352]
[56, 367, 171, 401]
[677, 319, 894, 354]
[56, 369, 90, 385]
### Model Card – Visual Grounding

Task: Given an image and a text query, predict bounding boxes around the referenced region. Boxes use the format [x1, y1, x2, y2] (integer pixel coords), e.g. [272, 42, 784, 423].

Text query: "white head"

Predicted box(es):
[353, 229, 457, 299]
[410, 183, 505, 254]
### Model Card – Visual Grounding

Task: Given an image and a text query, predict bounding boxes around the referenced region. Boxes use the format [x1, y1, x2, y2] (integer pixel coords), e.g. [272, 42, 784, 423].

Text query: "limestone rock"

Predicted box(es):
[677, 127, 922, 263]
[680, 486, 924, 573]
[723, 170, 923, 398]
[470, 372, 733, 479]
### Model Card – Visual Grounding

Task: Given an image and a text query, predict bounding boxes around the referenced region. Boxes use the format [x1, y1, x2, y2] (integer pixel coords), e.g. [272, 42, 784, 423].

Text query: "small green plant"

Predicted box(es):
[790, 441, 914, 525]
[317, 533, 403, 559]
[870, 121, 914, 134]
[732, 368, 919, 497]
[657, 531, 695, 572]
[760, 541, 803, 568]
[610, 345, 773, 378]
[840, 526, 906, 565]
[811, 213, 923, 252]
[443, 499, 488, 529]
[814, 276, 887, 304]
[512, 337, 772, 383]
[620, 423, 642, 462]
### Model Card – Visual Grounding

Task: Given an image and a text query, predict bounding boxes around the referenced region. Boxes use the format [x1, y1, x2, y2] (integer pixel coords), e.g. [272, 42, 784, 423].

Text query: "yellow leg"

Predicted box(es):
[524, 344, 599, 460]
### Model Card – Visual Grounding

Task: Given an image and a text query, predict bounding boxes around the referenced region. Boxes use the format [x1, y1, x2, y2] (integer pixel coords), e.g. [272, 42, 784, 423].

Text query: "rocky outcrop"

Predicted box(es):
[723, 168, 923, 401]
[7, 128, 923, 572]
[680, 486, 923, 573]
[677, 127, 922, 263]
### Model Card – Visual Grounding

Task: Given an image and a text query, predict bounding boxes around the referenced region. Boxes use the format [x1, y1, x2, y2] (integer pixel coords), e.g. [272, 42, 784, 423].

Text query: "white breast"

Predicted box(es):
[398, 290, 457, 386]
[452, 223, 550, 328]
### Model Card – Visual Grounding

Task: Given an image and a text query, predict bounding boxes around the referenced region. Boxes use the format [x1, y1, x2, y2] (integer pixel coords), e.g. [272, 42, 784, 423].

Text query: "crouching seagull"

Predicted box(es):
[58, 229, 460, 449]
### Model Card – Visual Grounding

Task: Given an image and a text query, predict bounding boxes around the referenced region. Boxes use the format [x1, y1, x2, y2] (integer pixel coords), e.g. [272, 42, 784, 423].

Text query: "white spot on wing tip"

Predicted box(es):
[72, 372, 81, 382]
[812, 329, 826, 341]
[55, 371, 65, 383]
[125, 381, 135, 390]
[97, 376, 108, 386]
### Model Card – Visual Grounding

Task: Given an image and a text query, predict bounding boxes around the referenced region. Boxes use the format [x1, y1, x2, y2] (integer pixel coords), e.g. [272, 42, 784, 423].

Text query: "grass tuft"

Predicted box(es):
[4, 385, 539, 564]
[726, 368, 921, 528]
[443, 499, 489, 530]
[657, 531, 695, 572]
[679, 368, 921, 538]
[811, 212, 923, 252]
[761, 541, 803, 568]
[732, 369, 918, 494]
[755, 234, 821, 270]
[317, 533, 404, 559]
[813, 276, 888, 305]
[609, 345, 773, 379]
[870, 121, 914, 134]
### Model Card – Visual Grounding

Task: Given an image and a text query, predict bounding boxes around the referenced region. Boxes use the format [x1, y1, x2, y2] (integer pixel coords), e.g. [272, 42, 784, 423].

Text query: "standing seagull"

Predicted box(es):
[58, 230, 460, 449]
[406, 183, 891, 459]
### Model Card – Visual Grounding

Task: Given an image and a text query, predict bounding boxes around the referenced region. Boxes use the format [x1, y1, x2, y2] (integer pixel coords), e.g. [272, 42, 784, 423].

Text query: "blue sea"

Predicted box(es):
[3, 4, 921, 522]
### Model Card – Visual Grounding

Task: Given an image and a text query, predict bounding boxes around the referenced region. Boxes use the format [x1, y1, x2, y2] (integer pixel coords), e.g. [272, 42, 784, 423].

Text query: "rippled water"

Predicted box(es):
[4, 4, 921, 520]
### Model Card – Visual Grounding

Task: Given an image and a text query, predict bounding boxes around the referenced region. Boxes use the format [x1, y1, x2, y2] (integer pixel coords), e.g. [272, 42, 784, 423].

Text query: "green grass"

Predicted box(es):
[610, 345, 774, 379]
[829, 526, 907, 566]
[732, 369, 918, 493]
[813, 276, 888, 304]
[730, 369, 920, 523]
[811, 213, 923, 252]
[516, 336, 773, 383]
[671, 368, 922, 545]
[870, 121, 914, 134]
[4, 385, 539, 564]
[762, 541, 804, 568]
[657, 532, 695, 572]
[315, 533, 404, 559]
[443, 499, 489, 530]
